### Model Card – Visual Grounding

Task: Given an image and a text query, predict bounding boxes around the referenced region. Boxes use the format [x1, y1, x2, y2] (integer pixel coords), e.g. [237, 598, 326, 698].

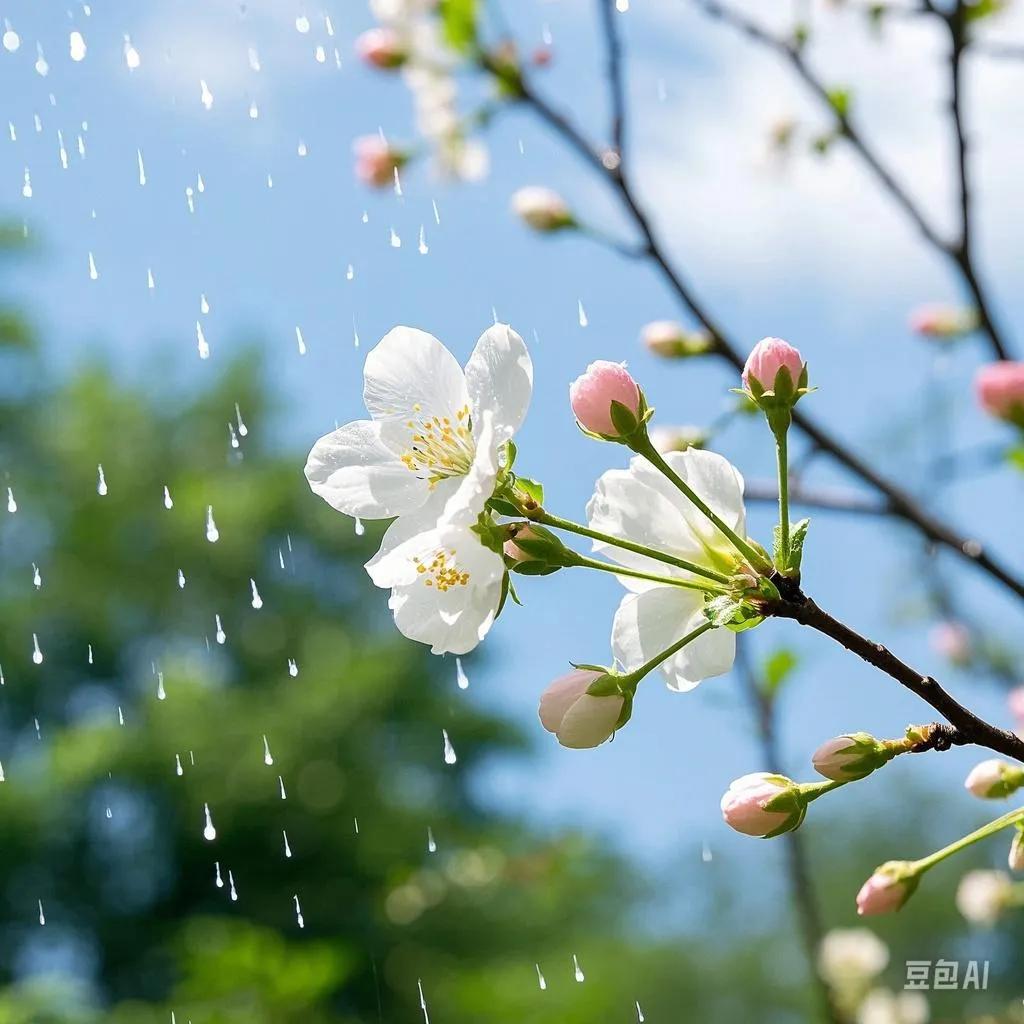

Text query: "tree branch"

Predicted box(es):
[598, 0, 627, 160]
[768, 584, 1024, 763]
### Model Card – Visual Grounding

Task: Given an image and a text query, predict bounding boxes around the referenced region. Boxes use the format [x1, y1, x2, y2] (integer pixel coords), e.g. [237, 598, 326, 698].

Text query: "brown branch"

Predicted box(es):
[598, 0, 627, 160]
[483, 55, 1024, 603]
[692, 0, 1012, 362]
[767, 583, 1024, 763]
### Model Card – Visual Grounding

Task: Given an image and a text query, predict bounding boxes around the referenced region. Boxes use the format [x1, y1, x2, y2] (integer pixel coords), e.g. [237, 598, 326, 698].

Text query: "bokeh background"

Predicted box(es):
[0, 0, 1023, 1020]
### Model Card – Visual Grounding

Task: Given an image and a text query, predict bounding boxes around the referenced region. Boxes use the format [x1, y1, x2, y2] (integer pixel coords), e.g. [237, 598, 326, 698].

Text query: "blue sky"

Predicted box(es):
[2, 0, 1023, 911]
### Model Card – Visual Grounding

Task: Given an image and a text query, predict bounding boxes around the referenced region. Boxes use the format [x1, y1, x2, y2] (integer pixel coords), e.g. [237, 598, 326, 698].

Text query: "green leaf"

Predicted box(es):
[504, 439, 517, 471]
[440, 0, 479, 53]
[487, 496, 522, 518]
[965, 0, 1005, 21]
[516, 476, 544, 505]
[762, 647, 799, 698]
[787, 517, 811, 573]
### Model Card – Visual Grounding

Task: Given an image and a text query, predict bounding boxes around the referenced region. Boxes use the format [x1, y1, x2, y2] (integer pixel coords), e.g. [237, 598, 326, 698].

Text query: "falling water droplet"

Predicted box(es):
[3, 23, 21, 52]
[427, 827, 436, 853]
[87, 644, 93, 665]
[21, 168, 32, 199]
[161, 485, 173, 510]
[156, 672, 166, 700]
[104, 804, 112, 818]
[250, 579, 263, 610]
[295, 326, 306, 355]
[215, 614, 226, 645]
[314, 44, 326, 63]
[124, 35, 140, 69]
[287, 658, 298, 678]
[228, 870, 238, 901]
[33, 718, 41, 740]
[31, 563, 41, 589]
[262, 734, 274, 765]
[442, 729, 457, 765]
[137, 148, 146, 185]
[200, 80, 214, 110]
[248, 47, 261, 71]
[6, 487, 15, 512]
[393, 167, 403, 196]
[175, 754, 183, 776]
[346, 263, 355, 281]
[88, 252, 99, 280]
[432, 199, 441, 225]
[196, 321, 210, 360]
[37, 900, 45, 925]
[177, 568, 186, 589]
[535, 964, 547, 990]
[117, 705, 124, 726]
[354, 516, 365, 537]
[418, 225, 429, 255]
[455, 657, 469, 690]
[147, 267, 155, 290]
[283, 830, 292, 857]
[214, 862, 224, 887]
[278, 775, 287, 799]
[577, 300, 588, 327]
[418, 979, 430, 1024]
[203, 803, 216, 841]
[234, 402, 247, 436]
[616, 0, 630, 10]
[635, 1000, 645, 1021]
[573, 954, 585, 982]
[205, 506, 219, 542]
[0, 761, 5, 782]
[701, 841, 713, 863]
[389, 227, 401, 248]
[196, 172, 205, 193]
[96, 463, 107, 495]
[31, 633, 43, 665]
[353, 817, 359, 835]
[57, 130, 68, 169]
[294, 893, 304, 927]
[69, 30, 87, 61]
[248, 99, 259, 119]
[297, 139, 308, 157]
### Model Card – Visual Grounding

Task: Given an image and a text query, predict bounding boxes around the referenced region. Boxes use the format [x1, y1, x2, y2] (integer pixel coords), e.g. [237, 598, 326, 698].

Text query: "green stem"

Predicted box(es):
[798, 779, 847, 804]
[531, 509, 733, 586]
[631, 434, 768, 570]
[624, 622, 715, 685]
[913, 806, 1024, 875]
[572, 554, 729, 594]
[776, 428, 790, 568]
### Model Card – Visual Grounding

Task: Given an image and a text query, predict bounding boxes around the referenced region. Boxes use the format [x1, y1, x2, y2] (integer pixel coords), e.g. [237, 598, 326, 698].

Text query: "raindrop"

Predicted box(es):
[37, 900, 45, 926]
[77, 134, 85, 157]
[185, 187, 195, 214]
[361, 210, 369, 224]
[701, 841, 713, 863]
[117, 705, 124, 726]
[432, 199, 441, 225]
[353, 516, 365, 537]
[314, 45, 326, 64]
[293, 894, 304, 927]
[295, 14, 310, 33]
[617, 0, 630, 9]
[248, 100, 258, 119]
[123, 35, 140, 70]
[196, 172, 205, 193]
[175, 754, 183, 776]
[0, 665, 4, 685]
[200, 293, 210, 314]
[297, 139, 307, 157]
[147, 267, 155, 290]
[96, 463, 107, 494]
[88, 252, 99, 281]
[203, 803, 216, 841]
[31, 563, 41, 589]
[21, 169, 32, 198]
[205, 506, 219, 542]
[248, 47, 260, 71]
[282, 830, 292, 857]
[325, 14, 335, 35]
[33, 718, 41, 740]
[214, 862, 224, 887]
[228, 870, 238, 901]
[295, 326, 306, 355]
[455, 657, 469, 690]
[418, 979, 430, 1024]
[105, 805, 112, 818]
[636, 1001, 645, 1022]
[262, 734, 273, 765]
[353, 817, 359, 834]
[346, 263, 354, 281]
[426, 827, 436, 853]
[35, 45, 48, 77]
[87, 644, 93, 664]
[441, 729, 457, 765]
[6, 487, 15, 512]
[227, 423, 239, 450]
[278, 775, 287, 799]
[234, 403, 247, 436]
[199, 80, 214, 110]
[156, 672, 166, 700]
[577, 299, 588, 327]
[393, 167, 403, 197]
[278, 547, 286, 570]
[214, 614, 226, 645]
[57, 130, 68, 169]
[0, 761, 5, 782]
[389, 227, 401, 248]
[177, 569, 186, 589]
[3, 23, 20, 52]
[69, 30, 87, 62]
[137, 148, 146, 185]
[8, 122, 15, 141]
[418, 225, 428, 255]
[266, 173, 273, 189]
[163, 485, 173, 509]
[287, 658, 298, 678]
[573, 953, 585, 982]
[31, 633, 43, 665]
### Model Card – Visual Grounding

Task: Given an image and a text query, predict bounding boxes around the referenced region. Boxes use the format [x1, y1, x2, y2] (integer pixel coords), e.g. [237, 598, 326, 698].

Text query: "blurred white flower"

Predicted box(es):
[857, 989, 928, 1024]
[817, 928, 889, 988]
[955, 869, 1013, 926]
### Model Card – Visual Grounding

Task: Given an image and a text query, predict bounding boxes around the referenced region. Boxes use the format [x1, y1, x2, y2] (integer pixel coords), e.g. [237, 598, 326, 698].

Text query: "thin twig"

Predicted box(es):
[598, 0, 627, 160]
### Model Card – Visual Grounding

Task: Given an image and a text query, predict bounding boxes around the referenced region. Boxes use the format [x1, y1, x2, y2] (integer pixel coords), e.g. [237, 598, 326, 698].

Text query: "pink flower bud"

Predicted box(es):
[964, 758, 1024, 799]
[930, 620, 971, 665]
[976, 361, 1024, 427]
[812, 732, 887, 782]
[569, 360, 642, 437]
[353, 135, 405, 188]
[538, 670, 625, 749]
[742, 337, 806, 399]
[720, 772, 805, 838]
[355, 27, 408, 69]
[856, 862, 918, 916]
[1009, 831, 1024, 872]
[511, 186, 573, 232]
[640, 321, 713, 359]
[503, 525, 538, 563]
[908, 303, 977, 339]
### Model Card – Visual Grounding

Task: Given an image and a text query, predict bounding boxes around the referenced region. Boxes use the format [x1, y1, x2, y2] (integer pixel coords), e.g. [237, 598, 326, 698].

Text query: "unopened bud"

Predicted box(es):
[812, 732, 891, 782]
[503, 524, 574, 572]
[538, 670, 628, 749]
[569, 360, 643, 439]
[856, 861, 919, 916]
[1009, 830, 1024, 872]
[908, 303, 977, 340]
[964, 759, 1024, 799]
[976, 361, 1024, 429]
[511, 186, 574, 232]
[641, 320, 713, 359]
[355, 27, 408, 69]
[742, 336, 808, 412]
[720, 772, 806, 838]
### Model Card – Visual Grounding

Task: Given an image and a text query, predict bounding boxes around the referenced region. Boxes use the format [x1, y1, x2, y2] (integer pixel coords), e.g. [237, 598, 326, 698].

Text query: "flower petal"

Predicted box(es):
[557, 694, 623, 749]
[438, 411, 499, 530]
[304, 419, 429, 518]
[384, 525, 506, 655]
[464, 323, 533, 445]
[612, 585, 733, 691]
[666, 447, 746, 543]
[362, 326, 471, 457]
